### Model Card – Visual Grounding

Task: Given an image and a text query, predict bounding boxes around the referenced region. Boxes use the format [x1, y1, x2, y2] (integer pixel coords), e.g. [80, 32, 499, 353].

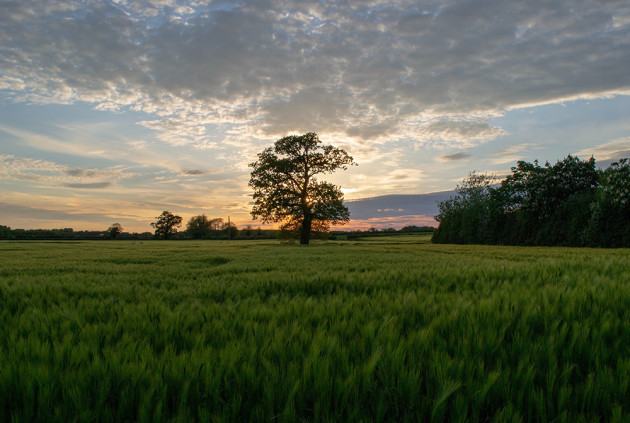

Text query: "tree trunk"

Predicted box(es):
[300, 215, 312, 245]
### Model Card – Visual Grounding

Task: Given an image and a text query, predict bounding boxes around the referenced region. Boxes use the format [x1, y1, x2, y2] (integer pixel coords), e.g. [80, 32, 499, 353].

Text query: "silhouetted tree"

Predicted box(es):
[249, 132, 355, 244]
[242, 224, 254, 237]
[400, 225, 434, 232]
[106, 223, 124, 239]
[151, 211, 182, 239]
[222, 221, 238, 239]
[0, 225, 11, 239]
[186, 214, 223, 239]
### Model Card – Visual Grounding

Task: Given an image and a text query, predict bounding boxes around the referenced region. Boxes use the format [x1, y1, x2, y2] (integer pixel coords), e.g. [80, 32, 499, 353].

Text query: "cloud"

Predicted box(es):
[0, 202, 110, 223]
[1, 0, 629, 150]
[63, 182, 113, 189]
[181, 169, 206, 175]
[489, 143, 540, 164]
[65, 169, 100, 178]
[0, 155, 133, 187]
[0, 201, 153, 231]
[575, 137, 630, 161]
[419, 118, 507, 147]
[439, 152, 472, 162]
[387, 169, 422, 182]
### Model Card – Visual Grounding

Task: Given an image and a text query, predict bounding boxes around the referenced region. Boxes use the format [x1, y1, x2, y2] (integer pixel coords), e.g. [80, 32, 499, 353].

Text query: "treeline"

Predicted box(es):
[0, 222, 435, 241]
[432, 156, 630, 247]
[0, 225, 278, 241]
[151, 212, 276, 240]
[0, 220, 276, 241]
[159, 226, 277, 240]
[333, 225, 435, 240]
[0, 226, 154, 240]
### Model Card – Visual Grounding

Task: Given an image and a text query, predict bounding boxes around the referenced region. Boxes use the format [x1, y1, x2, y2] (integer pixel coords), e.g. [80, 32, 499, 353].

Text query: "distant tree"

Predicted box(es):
[106, 223, 124, 239]
[151, 211, 182, 239]
[400, 225, 419, 232]
[210, 218, 224, 230]
[242, 224, 254, 237]
[186, 214, 223, 239]
[249, 132, 355, 244]
[401, 225, 435, 232]
[186, 214, 209, 239]
[222, 221, 238, 239]
[0, 225, 11, 239]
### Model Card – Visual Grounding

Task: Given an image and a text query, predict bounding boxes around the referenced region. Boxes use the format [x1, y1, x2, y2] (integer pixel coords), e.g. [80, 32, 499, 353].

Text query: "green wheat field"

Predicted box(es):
[1, 235, 630, 422]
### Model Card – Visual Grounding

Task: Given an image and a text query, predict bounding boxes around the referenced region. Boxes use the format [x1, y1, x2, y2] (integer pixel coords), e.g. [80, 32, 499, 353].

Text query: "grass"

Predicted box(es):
[1, 235, 629, 422]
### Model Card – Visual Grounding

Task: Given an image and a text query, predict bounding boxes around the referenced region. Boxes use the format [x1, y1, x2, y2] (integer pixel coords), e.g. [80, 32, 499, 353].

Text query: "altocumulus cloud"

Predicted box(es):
[0, 155, 133, 188]
[1, 0, 629, 149]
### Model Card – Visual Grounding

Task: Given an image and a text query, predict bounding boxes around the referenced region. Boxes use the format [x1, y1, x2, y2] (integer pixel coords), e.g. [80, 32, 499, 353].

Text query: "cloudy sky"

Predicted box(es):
[1, 0, 630, 232]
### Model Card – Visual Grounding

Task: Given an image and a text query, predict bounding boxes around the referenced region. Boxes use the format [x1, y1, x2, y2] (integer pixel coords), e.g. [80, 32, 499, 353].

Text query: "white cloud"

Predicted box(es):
[342, 167, 424, 197]
[418, 118, 506, 148]
[574, 137, 630, 161]
[0, 155, 133, 188]
[490, 143, 541, 164]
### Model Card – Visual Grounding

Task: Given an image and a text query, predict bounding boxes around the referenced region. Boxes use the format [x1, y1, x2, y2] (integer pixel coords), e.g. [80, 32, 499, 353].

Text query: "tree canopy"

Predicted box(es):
[186, 214, 223, 239]
[249, 132, 355, 244]
[432, 155, 630, 247]
[0, 225, 10, 239]
[106, 223, 124, 239]
[151, 211, 182, 240]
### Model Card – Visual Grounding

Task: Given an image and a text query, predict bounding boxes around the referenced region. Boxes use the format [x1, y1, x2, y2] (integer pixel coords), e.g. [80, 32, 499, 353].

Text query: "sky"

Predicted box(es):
[1, 0, 630, 233]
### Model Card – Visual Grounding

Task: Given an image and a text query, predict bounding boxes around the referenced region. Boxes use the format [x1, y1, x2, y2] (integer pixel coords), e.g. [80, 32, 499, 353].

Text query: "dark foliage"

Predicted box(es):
[106, 223, 124, 239]
[186, 215, 223, 239]
[249, 132, 355, 244]
[0, 225, 11, 239]
[400, 225, 435, 232]
[0, 227, 154, 240]
[432, 155, 630, 247]
[151, 211, 183, 240]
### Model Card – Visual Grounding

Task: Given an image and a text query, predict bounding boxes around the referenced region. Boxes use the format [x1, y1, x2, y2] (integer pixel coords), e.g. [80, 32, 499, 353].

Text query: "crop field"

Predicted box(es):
[1, 236, 630, 422]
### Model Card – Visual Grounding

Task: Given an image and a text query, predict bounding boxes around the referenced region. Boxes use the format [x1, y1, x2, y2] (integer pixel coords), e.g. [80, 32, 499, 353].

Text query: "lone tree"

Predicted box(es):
[106, 223, 124, 239]
[249, 132, 355, 244]
[151, 211, 182, 239]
